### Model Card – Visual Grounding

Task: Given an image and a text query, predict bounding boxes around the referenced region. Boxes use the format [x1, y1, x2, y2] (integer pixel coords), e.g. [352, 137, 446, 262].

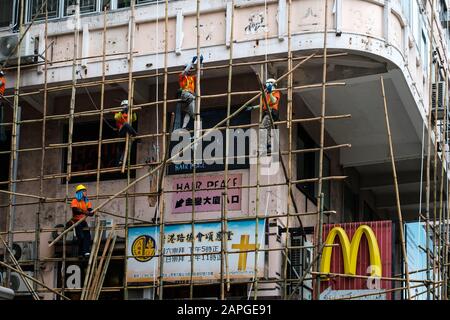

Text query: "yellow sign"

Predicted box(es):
[320, 225, 382, 277]
[131, 235, 156, 262]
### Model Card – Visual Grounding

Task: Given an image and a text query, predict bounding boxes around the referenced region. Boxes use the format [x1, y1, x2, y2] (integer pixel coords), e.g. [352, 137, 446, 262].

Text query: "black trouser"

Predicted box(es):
[117, 124, 137, 164]
[75, 220, 91, 256]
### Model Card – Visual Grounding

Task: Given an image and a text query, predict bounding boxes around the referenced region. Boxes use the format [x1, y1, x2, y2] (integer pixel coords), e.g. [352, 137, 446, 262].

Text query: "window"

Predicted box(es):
[62, 120, 137, 183]
[0, 0, 15, 28]
[421, 29, 429, 74]
[167, 107, 251, 175]
[28, 0, 59, 21]
[296, 126, 331, 209]
[117, 0, 130, 8]
[64, 0, 97, 16]
[401, 0, 412, 24]
[343, 183, 358, 223]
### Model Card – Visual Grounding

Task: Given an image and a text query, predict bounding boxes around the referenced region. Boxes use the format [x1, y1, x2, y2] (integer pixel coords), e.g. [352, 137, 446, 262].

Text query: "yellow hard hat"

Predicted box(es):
[76, 184, 87, 192]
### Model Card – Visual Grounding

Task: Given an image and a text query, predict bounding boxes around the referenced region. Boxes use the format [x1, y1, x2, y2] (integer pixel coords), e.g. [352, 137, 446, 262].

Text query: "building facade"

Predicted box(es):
[0, 0, 449, 300]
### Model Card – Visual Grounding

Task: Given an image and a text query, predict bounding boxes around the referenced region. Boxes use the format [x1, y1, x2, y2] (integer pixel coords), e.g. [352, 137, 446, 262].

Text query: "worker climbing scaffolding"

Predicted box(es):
[67, 185, 95, 258]
[0, 70, 6, 143]
[247, 78, 281, 154]
[114, 100, 139, 166]
[174, 55, 204, 139]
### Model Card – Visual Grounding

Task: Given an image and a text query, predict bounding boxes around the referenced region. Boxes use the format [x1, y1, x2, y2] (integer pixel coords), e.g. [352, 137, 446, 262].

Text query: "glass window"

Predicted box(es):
[64, 0, 97, 16]
[28, 0, 59, 21]
[296, 126, 331, 210]
[117, 0, 130, 8]
[0, 0, 15, 28]
[136, 0, 157, 4]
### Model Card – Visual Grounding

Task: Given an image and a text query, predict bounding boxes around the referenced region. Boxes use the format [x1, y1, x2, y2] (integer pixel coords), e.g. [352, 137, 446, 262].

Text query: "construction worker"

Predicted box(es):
[0, 71, 5, 97]
[114, 100, 138, 166]
[247, 78, 280, 154]
[174, 55, 204, 131]
[0, 71, 5, 142]
[68, 185, 94, 258]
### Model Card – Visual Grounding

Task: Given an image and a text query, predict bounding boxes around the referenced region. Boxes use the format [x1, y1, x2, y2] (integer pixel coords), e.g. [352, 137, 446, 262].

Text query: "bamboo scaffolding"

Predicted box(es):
[2, 0, 448, 302]
[4, 0, 25, 290]
[380, 76, 411, 299]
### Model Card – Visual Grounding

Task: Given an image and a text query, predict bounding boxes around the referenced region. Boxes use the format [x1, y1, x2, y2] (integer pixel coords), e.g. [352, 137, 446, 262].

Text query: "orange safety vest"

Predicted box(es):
[114, 112, 136, 130]
[0, 77, 5, 96]
[179, 74, 196, 93]
[261, 90, 280, 112]
[70, 198, 92, 222]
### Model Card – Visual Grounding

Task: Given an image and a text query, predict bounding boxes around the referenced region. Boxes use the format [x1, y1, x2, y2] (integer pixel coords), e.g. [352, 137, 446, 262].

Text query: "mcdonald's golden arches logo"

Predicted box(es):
[320, 225, 382, 277]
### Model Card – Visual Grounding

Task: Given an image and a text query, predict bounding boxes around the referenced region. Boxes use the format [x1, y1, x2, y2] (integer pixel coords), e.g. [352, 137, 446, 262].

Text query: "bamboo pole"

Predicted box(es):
[89, 227, 115, 299]
[80, 221, 102, 300]
[221, 0, 235, 297]
[380, 76, 411, 299]
[35, 0, 49, 298]
[314, 0, 329, 300]
[425, 0, 436, 300]
[121, 0, 136, 174]
[94, 234, 117, 300]
[283, 0, 294, 300]
[157, 0, 170, 300]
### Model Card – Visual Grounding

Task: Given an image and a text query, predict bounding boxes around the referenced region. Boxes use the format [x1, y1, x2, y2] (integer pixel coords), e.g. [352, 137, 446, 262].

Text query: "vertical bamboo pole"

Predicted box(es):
[437, 70, 448, 299]
[157, 0, 169, 300]
[188, 0, 202, 299]
[380, 76, 411, 300]
[283, 0, 294, 299]
[61, 0, 81, 297]
[314, 0, 329, 300]
[121, 0, 136, 173]
[221, 0, 235, 300]
[432, 60, 439, 299]
[36, 0, 50, 298]
[425, 0, 436, 300]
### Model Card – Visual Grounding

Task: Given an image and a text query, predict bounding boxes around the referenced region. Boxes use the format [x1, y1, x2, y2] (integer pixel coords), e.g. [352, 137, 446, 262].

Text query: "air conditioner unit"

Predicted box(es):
[11, 241, 35, 262]
[128, 288, 154, 300]
[0, 33, 36, 66]
[0, 271, 34, 294]
[90, 218, 115, 240]
[432, 82, 447, 121]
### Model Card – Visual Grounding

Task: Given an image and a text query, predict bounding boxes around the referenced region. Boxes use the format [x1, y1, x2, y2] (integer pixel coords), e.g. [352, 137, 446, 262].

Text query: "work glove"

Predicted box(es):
[266, 83, 273, 93]
[192, 56, 197, 64]
[200, 54, 204, 64]
[87, 208, 94, 216]
[246, 106, 254, 112]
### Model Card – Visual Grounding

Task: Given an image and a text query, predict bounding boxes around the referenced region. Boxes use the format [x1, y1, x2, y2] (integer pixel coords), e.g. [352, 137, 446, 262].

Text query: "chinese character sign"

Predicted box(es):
[172, 174, 242, 214]
[126, 219, 265, 283]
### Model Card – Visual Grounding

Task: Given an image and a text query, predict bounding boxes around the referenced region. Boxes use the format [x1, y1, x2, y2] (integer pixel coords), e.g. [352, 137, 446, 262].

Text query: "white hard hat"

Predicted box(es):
[266, 78, 276, 85]
[121, 100, 129, 106]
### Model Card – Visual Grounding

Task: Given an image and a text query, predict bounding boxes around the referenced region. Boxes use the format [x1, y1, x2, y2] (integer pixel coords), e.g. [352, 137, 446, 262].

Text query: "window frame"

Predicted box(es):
[296, 126, 331, 210]
[0, 0, 18, 31]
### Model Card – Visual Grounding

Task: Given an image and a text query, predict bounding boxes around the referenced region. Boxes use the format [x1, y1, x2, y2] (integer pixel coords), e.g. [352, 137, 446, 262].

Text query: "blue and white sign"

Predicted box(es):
[127, 219, 265, 283]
